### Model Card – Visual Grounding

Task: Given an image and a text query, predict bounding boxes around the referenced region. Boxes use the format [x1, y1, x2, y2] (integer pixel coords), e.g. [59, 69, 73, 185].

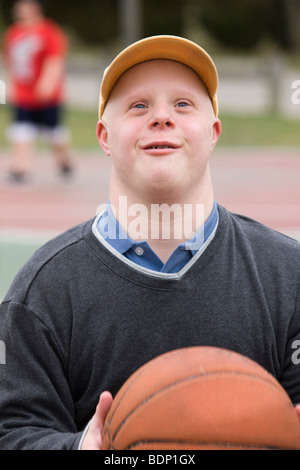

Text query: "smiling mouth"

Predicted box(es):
[146, 145, 175, 149]
[143, 141, 180, 150]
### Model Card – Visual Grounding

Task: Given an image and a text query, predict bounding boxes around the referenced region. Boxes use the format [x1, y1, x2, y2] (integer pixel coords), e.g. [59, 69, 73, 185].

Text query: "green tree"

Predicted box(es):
[45, 0, 119, 44]
[198, 0, 285, 50]
[0, 0, 184, 45]
[0, 0, 119, 44]
[281, 0, 300, 51]
[142, 0, 183, 37]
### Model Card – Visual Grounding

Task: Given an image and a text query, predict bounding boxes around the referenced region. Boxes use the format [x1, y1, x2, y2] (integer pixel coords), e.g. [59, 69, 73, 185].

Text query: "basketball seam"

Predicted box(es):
[110, 370, 289, 443]
[107, 361, 279, 426]
[105, 348, 272, 426]
[126, 438, 293, 450]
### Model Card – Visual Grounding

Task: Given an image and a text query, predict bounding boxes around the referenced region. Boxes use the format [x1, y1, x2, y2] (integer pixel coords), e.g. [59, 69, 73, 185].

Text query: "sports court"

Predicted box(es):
[1, 145, 300, 300]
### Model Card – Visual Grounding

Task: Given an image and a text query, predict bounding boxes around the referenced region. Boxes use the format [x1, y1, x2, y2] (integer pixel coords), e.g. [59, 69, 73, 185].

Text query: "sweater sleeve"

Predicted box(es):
[0, 300, 82, 450]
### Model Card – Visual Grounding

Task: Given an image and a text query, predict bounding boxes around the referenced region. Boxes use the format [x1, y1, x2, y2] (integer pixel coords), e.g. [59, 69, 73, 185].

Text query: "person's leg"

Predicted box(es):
[6, 107, 38, 181]
[10, 140, 34, 180]
[41, 105, 73, 177]
[52, 126, 73, 176]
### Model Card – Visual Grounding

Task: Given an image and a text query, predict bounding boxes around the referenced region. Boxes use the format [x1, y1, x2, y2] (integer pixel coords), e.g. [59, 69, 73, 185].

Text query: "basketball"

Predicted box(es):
[102, 346, 300, 450]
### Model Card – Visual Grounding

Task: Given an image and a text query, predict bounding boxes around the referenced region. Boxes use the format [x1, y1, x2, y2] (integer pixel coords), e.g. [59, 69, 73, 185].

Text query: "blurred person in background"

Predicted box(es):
[2, 0, 73, 182]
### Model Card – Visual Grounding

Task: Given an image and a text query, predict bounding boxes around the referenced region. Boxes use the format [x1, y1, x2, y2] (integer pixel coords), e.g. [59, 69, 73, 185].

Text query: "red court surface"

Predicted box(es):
[0, 147, 300, 240]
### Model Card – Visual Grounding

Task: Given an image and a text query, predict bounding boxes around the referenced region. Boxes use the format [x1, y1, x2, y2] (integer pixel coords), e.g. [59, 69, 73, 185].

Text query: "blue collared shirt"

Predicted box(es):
[97, 201, 218, 273]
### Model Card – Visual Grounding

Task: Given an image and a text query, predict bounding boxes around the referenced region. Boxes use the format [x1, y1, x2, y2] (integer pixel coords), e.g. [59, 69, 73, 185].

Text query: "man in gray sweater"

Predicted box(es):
[0, 35, 300, 450]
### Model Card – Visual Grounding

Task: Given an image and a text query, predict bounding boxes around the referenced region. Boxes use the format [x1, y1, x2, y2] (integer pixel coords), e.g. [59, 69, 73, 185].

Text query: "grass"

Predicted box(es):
[1, 106, 300, 149]
[218, 113, 300, 148]
[65, 108, 99, 148]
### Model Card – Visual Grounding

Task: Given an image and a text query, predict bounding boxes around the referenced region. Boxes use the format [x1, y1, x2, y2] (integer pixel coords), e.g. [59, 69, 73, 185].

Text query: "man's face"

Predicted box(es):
[97, 59, 221, 202]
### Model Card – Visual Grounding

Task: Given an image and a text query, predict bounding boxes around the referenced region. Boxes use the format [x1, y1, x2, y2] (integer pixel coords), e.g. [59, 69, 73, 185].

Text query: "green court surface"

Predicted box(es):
[0, 237, 46, 301]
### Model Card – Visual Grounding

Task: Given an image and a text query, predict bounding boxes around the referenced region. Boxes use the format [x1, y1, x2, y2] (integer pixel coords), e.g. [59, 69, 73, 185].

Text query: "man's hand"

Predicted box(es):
[81, 391, 113, 450]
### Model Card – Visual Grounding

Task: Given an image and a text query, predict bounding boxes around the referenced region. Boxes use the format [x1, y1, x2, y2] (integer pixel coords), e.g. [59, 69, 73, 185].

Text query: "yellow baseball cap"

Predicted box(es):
[99, 35, 219, 118]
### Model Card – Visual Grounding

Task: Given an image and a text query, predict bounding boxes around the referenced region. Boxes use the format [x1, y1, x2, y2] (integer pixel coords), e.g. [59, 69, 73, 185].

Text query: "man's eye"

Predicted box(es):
[132, 103, 146, 109]
[176, 101, 189, 107]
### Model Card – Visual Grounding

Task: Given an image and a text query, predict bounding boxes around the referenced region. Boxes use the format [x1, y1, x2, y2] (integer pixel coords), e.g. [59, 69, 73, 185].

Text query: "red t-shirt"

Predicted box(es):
[3, 19, 68, 109]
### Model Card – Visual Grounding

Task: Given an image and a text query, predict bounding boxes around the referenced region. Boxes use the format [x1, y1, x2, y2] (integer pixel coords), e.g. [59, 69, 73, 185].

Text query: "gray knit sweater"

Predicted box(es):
[0, 205, 300, 450]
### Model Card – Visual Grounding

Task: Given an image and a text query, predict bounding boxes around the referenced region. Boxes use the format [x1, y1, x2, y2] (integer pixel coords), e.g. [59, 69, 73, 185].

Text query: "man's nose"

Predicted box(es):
[149, 105, 175, 129]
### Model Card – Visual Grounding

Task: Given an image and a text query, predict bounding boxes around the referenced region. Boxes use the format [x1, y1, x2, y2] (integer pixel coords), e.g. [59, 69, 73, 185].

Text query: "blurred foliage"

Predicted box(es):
[0, 0, 120, 43]
[0, 0, 183, 44]
[0, 0, 298, 52]
[45, 0, 119, 45]
[198, 0, 288, 51]
[143, 0, 183, 37]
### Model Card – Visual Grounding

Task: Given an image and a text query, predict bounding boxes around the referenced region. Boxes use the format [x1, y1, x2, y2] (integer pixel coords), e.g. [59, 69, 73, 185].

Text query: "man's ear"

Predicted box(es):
[96, 120, 111, 156]
[211, 118, 222, 151]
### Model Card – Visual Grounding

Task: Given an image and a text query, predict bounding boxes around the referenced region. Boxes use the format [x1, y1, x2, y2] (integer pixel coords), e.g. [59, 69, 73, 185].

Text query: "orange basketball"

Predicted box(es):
[102, 347, 300, 450]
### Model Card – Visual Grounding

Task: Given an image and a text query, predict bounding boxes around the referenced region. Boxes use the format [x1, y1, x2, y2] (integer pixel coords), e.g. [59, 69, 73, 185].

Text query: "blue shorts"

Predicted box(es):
[13, 105, 62, 129]
[7, 105, 69, 144]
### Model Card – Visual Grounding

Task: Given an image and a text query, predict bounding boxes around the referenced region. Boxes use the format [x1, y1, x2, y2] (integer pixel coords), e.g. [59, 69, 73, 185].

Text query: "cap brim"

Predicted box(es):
[99, 35, 218, 117]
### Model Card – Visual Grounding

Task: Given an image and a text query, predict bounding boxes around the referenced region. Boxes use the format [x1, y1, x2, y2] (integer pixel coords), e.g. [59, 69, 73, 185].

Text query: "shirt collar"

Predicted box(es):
[184, 200, 218, 255]
[97, 204, 133, 254]
[97, 200, 219, 257]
